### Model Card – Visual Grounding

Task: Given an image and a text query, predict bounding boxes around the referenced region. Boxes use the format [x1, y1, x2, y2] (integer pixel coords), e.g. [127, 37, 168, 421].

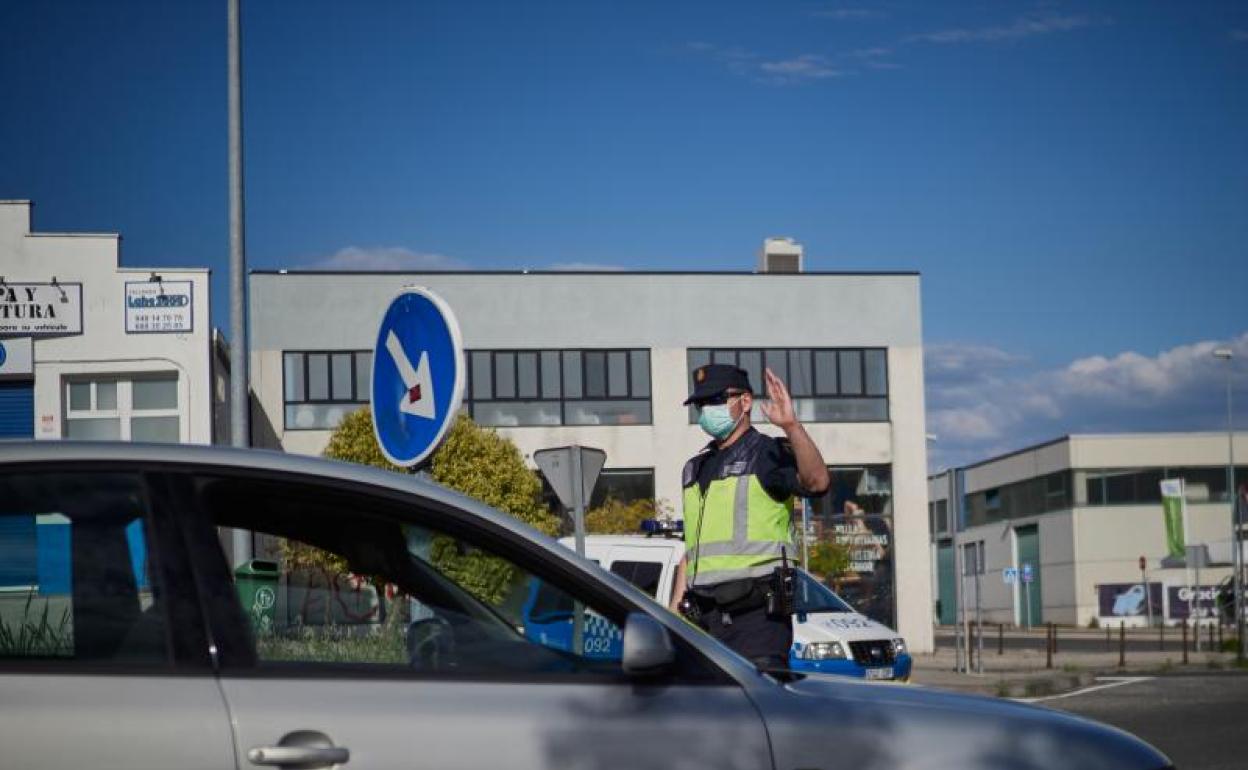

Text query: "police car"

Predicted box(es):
[551, 521, 912, 681]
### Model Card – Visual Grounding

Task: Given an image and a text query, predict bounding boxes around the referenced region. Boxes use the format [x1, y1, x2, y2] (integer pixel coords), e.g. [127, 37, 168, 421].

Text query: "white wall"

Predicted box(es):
[1073, 502, 1232, 627]
[1, 201, 213, 444]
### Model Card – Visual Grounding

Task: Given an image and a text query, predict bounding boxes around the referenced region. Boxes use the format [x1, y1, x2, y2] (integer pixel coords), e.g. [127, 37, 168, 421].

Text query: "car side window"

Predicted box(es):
[195, 474, 629, 675]
[609, 560, 663, 599]
[0, 472, 169, 665]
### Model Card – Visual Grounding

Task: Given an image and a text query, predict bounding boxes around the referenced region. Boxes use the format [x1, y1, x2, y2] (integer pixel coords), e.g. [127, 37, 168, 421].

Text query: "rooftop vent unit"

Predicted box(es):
[758, 237, 803, 273]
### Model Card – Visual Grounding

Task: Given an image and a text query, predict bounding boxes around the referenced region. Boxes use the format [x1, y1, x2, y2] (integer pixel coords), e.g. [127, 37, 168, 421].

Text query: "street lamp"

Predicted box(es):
[1213, 347, 1242, 662]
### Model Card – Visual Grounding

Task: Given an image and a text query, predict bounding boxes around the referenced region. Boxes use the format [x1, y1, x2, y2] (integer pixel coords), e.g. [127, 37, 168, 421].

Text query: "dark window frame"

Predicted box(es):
[282, 350, 373, 431]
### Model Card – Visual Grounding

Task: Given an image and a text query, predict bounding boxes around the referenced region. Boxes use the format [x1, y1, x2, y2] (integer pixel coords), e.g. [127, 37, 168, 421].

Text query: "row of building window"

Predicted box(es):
[282, 347, 891, 430]
[466, 349, 651, 427]
[938, 465, 1247, 532]
[687, 348, 889, 423]
[1082, 466, 1246, 506]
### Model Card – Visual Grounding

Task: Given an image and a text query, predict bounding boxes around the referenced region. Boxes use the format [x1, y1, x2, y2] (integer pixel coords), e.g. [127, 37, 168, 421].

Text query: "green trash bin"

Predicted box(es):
[235, 559, 280, 635]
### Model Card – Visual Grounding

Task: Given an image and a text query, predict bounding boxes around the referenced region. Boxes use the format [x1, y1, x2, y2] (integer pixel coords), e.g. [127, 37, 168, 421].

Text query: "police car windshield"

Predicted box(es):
[795, 571, 855, 614]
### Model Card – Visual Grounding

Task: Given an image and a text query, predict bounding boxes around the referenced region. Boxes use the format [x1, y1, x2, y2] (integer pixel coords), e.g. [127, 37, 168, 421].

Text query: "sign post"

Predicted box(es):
[1022, 563, 1034, 630]
[1139, 556, 1153, 628]
[370, 287, 465, 469]
[535, 446, 607, 656]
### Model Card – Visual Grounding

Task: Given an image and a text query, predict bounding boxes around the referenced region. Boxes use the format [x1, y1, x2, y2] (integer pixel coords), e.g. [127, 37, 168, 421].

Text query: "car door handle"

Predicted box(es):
[248, 731, 349, 769]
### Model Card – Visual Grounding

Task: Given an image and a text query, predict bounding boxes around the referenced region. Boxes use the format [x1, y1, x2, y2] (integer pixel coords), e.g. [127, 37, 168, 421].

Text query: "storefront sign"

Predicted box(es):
[1166, 585, 1219, 620]
[0, 283, 83, 336]
[0, 337, 33, 378]
[826, 513, 894, 628]
[125, 281, 193, 333]
[1096, 582, 1163, 618]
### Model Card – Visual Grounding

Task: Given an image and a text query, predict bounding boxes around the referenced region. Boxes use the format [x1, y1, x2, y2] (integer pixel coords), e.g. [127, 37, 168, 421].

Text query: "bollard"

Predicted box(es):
[1119, 622, 1126, 668]
[1208, 622, 1215, 652]
[1050, 622, 1058, 655]
[1182, 621, 1189, 664]
[1159, 621, 1165, 651]
[998, 623, 1004, 656]
[1046, 624, 1053, 669]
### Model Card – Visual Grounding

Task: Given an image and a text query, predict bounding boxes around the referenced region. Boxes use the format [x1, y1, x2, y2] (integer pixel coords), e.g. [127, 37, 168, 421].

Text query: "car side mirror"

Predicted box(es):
[621, 612, 675, 676]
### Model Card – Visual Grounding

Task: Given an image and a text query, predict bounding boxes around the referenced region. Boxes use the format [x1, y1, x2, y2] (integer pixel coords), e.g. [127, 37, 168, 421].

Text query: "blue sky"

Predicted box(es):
[2, 0, 1245, 469]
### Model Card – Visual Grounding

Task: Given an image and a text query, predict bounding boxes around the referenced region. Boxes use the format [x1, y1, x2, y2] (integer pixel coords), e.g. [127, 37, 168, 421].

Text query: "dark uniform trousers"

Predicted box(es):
[691, 582, 793, 668]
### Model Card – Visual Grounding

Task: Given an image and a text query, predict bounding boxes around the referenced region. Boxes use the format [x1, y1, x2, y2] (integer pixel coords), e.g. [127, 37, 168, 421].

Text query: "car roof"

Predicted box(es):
[559, 534, 686, 549]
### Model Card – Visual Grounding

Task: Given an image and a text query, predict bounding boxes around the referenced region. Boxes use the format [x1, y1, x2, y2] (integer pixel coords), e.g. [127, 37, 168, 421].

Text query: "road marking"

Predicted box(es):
[1015, 676, 1153, 703]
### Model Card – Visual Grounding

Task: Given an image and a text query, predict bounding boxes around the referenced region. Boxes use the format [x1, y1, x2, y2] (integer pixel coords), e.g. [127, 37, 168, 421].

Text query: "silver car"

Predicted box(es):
[0, 442, 1170, 770]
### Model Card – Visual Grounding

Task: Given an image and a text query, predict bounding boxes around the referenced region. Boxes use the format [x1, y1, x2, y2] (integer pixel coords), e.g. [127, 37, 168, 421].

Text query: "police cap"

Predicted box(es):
[683, 363, 754, 405]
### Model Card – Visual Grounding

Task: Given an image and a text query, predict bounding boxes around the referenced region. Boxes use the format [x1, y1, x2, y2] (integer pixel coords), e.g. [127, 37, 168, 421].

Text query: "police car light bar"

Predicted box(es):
[640, 519, 684, 537]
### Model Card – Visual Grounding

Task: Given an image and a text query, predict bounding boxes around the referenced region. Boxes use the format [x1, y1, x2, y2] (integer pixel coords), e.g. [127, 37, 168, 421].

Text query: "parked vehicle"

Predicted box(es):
[0, 442, 1169, 770]
[554, 530, 912, 680]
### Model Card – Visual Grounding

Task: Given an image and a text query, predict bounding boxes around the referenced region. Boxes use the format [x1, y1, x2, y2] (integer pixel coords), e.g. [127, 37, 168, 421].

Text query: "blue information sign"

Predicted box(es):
[370, 287, 465, 468]
[1021, 563, 1034, 584]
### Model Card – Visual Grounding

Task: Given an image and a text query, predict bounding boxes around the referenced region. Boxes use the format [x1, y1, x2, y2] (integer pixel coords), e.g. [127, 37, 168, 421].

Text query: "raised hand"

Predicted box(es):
[759, 367, 797, 430]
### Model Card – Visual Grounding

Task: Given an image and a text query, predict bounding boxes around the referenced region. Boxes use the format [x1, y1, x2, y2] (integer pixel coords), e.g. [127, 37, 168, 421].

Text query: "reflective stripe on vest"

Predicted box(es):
[683, 473, 792, 587]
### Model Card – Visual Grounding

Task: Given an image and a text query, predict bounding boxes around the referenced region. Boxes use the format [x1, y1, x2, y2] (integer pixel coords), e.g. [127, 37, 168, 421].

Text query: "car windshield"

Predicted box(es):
[794, 571, 855, 614]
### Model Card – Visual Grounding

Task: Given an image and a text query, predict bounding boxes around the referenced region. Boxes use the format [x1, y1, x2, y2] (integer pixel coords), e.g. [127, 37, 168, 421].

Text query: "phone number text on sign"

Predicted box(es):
[125, 281, 193, 334]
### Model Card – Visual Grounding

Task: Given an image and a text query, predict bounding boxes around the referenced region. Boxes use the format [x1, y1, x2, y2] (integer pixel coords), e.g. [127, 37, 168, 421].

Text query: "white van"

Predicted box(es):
[559, 532, 911, 681]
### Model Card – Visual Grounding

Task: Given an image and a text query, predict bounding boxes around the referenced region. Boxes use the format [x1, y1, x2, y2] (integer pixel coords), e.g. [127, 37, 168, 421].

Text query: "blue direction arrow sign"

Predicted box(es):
[370, 287, 465, 468]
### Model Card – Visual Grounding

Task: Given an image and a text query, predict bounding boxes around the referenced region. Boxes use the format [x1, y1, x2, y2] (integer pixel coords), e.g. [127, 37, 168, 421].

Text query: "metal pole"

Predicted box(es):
[1118, 622, 1126, 668]
[1141, 564, 1153, 629]
[571, 447, 585, 656]
[998, 623, 1004, 655]
[228, 0, 251, 567]
[1024, 578, 1032, 630]
[1228, 357, 1244, 664]
[974, 566, 983, 674]
[955, 545, 965, 673]
[1195, 555, 1202, 652]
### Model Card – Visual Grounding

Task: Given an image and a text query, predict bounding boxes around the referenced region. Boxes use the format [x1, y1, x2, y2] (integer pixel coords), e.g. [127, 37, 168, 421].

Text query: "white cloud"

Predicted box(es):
[688, 43, 843, 85]
[758, 54, 843, 83]
[304, 246, 468, 271]
[907, 13, 1098, 45]
[925, 333, 1248, 471]
[812, 8, 880, 21]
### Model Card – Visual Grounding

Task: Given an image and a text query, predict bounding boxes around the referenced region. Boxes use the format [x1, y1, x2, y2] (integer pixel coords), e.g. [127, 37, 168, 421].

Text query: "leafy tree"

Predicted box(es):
[805, 539, 852, 583]
[585, 498, 673, 535]
[319, 408, 558, 608]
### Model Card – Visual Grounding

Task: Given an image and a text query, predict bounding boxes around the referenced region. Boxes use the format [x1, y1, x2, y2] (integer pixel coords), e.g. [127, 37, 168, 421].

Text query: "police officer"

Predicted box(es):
[671, 364, 830, 668]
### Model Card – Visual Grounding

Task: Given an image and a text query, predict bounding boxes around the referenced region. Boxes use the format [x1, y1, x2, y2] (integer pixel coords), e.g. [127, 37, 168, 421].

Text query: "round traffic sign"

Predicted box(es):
[370, 287, 465, 468]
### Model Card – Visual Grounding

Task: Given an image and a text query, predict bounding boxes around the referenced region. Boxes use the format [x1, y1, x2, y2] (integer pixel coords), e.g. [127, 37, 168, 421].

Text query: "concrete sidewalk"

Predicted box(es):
[909, 633, 1244, 698]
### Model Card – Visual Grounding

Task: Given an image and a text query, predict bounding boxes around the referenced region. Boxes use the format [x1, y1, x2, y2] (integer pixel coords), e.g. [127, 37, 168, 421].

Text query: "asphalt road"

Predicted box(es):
[1039, 673, 1248, 770]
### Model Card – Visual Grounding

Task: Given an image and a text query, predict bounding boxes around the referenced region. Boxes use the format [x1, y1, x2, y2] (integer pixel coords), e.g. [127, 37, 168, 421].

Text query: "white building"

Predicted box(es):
[0, 200, 217, 445]
[247, 240, 935, 651]
[930, 433, 1247, 628]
